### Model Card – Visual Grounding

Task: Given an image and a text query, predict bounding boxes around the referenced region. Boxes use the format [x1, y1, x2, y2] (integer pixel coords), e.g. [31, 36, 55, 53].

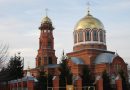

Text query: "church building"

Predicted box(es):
[27, 8, 128, 90]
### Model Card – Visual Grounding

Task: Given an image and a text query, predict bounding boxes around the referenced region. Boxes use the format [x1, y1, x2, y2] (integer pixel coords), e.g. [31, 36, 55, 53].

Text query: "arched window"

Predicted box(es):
[48, 40, 52, 48]
[74, 32, 77, 43]
[49, 57, 52, 64]
[114, 64, 121, 72]
[99, 31, 103, 42]
[85, 31, 90, 41]
[78, 31, 83, 42]
[93, 30, 98, 41]
[38, 57, 41, 66]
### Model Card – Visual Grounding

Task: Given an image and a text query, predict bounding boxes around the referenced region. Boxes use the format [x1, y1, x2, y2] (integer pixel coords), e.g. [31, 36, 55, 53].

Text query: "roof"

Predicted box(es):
[44, 64, 60, 68]
[22, 76, 34, 81]
[41, 16, 52, 24]
[74, 14, 104, 30]
[94, 53, 117, 64]
[70, 57, 84, 65]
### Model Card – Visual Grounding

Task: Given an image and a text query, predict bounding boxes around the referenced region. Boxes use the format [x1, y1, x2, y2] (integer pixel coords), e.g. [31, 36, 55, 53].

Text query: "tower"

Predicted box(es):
[73, 11, 107, 51]
[36, 15, 57, 67]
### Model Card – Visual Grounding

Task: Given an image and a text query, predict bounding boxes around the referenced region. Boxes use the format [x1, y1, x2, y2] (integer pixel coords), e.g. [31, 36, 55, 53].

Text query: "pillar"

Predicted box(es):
[21, 81, 24, 90]
[97, 79, 103, 90]
[96, 75, 103, 90]
[116, 75, 122, 90]
[8, 82, 11, 90]
[11, 82, 14, 90]
[18, 79, 21, 90]
[27, 80, 34, 90]
[53, 76, 59, 90]
[22, 81, 27, 90]
[75, 78, 82, 90]
[14, 80, 18, 90]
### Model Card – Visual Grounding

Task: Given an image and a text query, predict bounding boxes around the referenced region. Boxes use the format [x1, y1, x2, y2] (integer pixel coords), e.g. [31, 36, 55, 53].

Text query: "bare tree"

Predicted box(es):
[0, 44, 9, 69]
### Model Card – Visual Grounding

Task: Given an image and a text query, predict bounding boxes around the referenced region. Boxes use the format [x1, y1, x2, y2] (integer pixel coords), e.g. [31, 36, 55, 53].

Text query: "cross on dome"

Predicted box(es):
[45, 8, 48, 16]
[87, 2, 91, 15]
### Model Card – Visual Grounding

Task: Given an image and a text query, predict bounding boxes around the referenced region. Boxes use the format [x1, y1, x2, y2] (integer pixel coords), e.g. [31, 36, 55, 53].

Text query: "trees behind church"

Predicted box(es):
[81, 66, 95, 87]
[59, 58, 73, 85]
[37, 70, 47, 90]
[0, 44, 8, 70]
[102, 70, 111, 90]
[59, 53, 72, 90]
[0, 53, 24, 82]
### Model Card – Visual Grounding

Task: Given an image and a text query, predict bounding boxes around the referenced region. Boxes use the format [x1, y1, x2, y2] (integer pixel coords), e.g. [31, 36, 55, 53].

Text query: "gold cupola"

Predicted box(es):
[73, 10, 107, 51]
[39, 15, 54, 30]
[41, 16, 52, 24]
[74, 13, 104, 31]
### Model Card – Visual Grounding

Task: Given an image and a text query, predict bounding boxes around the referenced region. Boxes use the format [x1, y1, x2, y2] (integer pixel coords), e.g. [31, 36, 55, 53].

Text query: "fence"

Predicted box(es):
[47, 86, 95, 90]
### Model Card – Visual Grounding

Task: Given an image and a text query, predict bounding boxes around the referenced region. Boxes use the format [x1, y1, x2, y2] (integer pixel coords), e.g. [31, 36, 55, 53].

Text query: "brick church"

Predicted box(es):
[27, 8, 128, 89]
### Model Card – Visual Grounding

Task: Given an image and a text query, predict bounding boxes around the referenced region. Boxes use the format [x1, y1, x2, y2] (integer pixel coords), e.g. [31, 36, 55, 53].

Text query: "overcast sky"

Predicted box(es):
[0, 0, 130, 69]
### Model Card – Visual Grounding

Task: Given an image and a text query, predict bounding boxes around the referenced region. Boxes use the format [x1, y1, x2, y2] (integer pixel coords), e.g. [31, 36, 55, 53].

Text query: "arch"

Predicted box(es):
[74, 32, 77, 43]
[85, 30, 91, 41]
[99, 31, 103, 42]
[92, 30, 98, 41]
[78, 31, 83, 42]
[48, 39, 52, 48]
[48, 57, 52, 64]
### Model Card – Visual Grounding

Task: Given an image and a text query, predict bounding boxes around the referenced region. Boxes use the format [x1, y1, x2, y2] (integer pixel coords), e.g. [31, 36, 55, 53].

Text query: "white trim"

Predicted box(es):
[74, 41, 106, 46]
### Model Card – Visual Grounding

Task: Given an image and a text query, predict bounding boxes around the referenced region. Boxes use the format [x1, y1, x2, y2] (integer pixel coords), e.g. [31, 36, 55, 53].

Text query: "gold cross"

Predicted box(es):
[86, 1, 91, 14]
[45, 8, 48, 16]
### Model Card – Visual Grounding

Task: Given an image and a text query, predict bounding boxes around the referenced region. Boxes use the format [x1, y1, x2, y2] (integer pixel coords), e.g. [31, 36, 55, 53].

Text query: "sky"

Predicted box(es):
[0, 0, 130, 69]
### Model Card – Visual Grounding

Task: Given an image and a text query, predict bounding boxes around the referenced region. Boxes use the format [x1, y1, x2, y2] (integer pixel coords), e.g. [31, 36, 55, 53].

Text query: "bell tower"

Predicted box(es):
[36, 14, 57, 67]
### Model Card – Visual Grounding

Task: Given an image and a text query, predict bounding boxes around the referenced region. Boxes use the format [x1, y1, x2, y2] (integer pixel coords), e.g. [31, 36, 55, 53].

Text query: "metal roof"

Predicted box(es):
[44, 64, 60, 68]
[94, 53, 117, 64]
[70, 57, 84, 65]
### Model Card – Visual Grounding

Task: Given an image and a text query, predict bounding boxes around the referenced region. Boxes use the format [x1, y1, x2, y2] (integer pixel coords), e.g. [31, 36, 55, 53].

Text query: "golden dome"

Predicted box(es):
[74, 14, 104, 30]
[41, 16, 52, 24]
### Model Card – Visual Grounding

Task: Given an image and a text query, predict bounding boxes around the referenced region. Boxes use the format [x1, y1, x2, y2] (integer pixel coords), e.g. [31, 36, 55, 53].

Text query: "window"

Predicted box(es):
[48, 40, 52, 48]
[78, 32, 83, 42]
[99, 31, 103, 42]
[85, 31, 90, 41]
[93, 30, 98, 41]
[115, 64, 121, 72]
[48, 57, 52, 64]
[74, 33, 77, 43]
[44, 57, 47, 64]
[38, 57, 41, 66]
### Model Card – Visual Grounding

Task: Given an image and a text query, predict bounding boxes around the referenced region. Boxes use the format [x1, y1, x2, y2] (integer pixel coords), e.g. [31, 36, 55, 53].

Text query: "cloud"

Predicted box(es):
[0, 0, 36, 5]
[0, 0, 130, 68]
[98, 1, 130, 13]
